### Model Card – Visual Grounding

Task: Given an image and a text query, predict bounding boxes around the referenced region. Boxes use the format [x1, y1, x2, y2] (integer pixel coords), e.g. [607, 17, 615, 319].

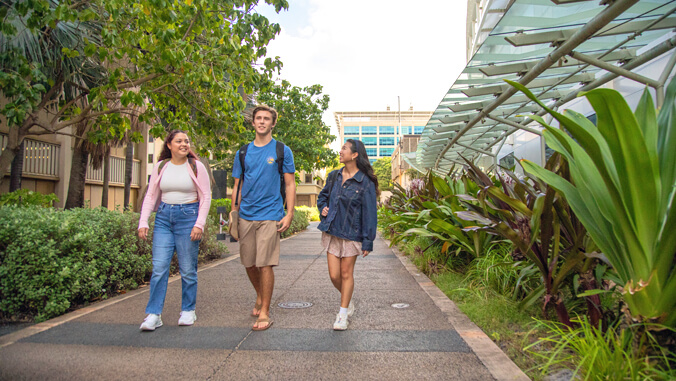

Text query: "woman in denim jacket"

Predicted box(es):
[317, 139, 379, 331]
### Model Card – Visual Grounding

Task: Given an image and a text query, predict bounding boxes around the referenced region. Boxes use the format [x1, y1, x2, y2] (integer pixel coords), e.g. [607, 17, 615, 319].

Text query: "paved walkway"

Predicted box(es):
[0, 223, 528, 380]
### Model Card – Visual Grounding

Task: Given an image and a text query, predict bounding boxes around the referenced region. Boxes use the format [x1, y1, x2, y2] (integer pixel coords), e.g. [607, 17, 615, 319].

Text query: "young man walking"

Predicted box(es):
[231, 105, 295, 331]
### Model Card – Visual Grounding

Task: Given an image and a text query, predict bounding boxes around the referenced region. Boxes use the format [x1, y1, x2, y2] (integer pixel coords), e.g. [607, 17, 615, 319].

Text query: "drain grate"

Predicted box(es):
[391, 303, 410, 309]
[278, 301, 313, 309]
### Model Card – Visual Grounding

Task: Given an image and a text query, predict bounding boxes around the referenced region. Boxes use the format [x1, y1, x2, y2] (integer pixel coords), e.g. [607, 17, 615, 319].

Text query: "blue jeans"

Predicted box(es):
[145, 202, 200, 315]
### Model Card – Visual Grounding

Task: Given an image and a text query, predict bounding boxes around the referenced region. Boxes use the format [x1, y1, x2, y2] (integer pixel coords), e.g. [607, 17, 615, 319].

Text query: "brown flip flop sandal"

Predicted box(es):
[252, 317, 273, 331]
[251, 302, 262, 317]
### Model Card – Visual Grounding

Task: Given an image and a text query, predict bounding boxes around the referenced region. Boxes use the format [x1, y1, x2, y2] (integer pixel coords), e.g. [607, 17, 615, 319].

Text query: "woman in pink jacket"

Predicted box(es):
[137, 130, 211, 331]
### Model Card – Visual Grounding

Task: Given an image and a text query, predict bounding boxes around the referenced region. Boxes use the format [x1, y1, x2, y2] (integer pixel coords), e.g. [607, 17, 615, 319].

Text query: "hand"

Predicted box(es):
[277, 214, 293, 232]
[138, 228, 148, 240]
[362, 250, 370, 257]
[321, 207, 329, 217]
[190, 227, 203, 241]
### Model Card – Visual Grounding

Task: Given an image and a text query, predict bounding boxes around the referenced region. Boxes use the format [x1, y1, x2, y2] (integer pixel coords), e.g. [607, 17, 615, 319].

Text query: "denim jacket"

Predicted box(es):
[317, 168, 378, 251]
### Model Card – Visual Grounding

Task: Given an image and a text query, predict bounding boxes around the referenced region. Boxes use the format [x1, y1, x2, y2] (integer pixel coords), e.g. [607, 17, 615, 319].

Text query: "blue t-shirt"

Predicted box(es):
[232, 139, 295, 221]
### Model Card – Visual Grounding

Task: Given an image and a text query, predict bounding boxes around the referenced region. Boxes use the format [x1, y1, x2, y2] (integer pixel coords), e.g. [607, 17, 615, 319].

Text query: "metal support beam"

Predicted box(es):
[541, 35, 676, 117]
[568, 51, 661, 88]
[657, 49, 676, 108]
[434, 0, 639, 170]
[455, 142, 495, 157]
[487, 114, 543, 136]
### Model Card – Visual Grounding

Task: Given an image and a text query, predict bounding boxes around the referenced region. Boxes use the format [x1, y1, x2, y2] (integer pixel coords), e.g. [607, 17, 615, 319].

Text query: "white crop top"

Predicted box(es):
[160, 161, 198, 204]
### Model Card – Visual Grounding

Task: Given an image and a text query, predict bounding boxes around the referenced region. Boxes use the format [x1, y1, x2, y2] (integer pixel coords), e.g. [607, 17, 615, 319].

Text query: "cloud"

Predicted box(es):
[258, 0, 468, 148]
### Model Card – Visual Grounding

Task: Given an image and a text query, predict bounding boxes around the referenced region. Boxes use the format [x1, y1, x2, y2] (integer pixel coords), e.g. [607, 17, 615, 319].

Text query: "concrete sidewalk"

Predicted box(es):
[0, 222, 528, 380]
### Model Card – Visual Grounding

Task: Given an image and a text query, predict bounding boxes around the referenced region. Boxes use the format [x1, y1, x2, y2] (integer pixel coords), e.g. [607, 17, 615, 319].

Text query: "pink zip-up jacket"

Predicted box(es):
[138, 159, 212, 231]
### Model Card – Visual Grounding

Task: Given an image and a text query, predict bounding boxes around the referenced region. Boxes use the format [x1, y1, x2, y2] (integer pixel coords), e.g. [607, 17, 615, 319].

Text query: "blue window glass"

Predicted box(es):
[414, 126, 425, 134]
[369, 158, 377, 164]
[362, 126, 377, 135]
[344, 137, 350, 144]
[379, 137, 395, 145]
[401, 126, 413, 134]
[379, 126, 394, 135]
[379, 148, 394, 156]
[362, 137, 377, 146]
[365, 148, 377, 157]
[396, 136, 401, 145]
[344, 126, 359, 135]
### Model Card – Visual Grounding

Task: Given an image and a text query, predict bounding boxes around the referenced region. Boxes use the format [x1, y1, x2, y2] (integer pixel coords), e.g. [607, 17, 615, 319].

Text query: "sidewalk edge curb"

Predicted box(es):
[385, 237, 530, 381]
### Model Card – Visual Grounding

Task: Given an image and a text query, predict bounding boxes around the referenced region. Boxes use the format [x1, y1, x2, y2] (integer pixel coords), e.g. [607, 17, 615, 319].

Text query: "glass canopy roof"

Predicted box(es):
[417, 0, 676, 174]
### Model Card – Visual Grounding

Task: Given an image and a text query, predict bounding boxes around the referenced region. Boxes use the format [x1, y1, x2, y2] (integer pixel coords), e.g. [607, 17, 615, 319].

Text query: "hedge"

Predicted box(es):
[0, 205, 226, 322]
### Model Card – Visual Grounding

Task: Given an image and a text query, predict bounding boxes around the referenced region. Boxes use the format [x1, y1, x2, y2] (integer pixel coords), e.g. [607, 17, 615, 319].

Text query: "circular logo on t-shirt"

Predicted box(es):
[267, 157, 275, 165]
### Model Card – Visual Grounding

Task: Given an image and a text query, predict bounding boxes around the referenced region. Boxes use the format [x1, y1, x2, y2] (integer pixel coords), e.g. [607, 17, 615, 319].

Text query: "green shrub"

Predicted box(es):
[280, 207, 310, 239]
[0, 206, 152, 322]
[0, 189, 59, 207]
[0, 205, 227, 323]
[296, 205, 319, 221]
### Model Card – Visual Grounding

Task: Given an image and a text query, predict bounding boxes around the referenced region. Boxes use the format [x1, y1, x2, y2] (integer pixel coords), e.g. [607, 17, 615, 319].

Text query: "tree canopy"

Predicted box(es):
[215, 79, 338, 175]
[0, 0, 288, 181]
[373, 157, 393, 191]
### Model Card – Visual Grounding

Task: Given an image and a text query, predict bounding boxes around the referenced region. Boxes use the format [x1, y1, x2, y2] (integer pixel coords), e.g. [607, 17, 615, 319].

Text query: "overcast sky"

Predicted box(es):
[257, 0, 469, 150]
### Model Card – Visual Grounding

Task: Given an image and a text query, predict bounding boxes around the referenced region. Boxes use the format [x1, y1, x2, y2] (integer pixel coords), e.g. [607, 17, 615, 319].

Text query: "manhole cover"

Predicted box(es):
[391, 303, 410, 309]
[278, 301, 313, 309]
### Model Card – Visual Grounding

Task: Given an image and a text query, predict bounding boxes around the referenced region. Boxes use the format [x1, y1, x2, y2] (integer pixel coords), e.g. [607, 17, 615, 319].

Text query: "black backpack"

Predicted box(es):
[234, 141, 287, 209]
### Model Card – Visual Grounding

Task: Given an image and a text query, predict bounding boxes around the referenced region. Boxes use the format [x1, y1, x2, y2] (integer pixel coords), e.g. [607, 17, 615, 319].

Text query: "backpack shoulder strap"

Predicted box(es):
[188, 157, 198, 176]
[276, 141, 284, 175]
[158, 158, 170, 173]
[238, 143, 249, 176]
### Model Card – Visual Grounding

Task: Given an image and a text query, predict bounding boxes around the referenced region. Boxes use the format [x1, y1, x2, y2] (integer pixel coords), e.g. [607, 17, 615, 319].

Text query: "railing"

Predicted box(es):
[86, 156, 140, 186]
[0, 134, 60, 178]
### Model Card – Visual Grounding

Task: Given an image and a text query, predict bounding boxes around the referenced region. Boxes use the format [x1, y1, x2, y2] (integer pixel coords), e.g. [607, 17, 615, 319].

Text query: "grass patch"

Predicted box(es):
[431, 270, 542, 378]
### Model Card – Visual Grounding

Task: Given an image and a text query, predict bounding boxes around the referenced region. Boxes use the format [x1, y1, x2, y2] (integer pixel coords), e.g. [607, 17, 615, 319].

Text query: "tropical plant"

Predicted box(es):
[515, 76, 676, 328]
[458, 156, 602, 327]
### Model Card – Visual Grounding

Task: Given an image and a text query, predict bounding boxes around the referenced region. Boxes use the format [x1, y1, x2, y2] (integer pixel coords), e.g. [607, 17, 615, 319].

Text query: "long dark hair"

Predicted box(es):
[158, 130, 198, 161]
[347, 139, 380, 196]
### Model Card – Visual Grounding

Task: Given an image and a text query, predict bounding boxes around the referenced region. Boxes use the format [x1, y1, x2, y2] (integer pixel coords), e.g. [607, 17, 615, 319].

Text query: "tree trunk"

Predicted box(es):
[0, 129, 25, 188]
[123, 143, 133, 210]
[64, 145, 89, 209]
[101, 152, 110, 209]
[9, 140, 25, 192]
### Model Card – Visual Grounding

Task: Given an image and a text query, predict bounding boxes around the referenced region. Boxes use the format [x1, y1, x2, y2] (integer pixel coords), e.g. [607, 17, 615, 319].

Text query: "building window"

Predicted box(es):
[147, 154, 153, 163]
[362, 137, 377, 146]
[361, 126, 377, 135]
[148, 136, 154, 143]
[396, 136, 401, 145]
[344, 137, 351, 144]
[369, 158, 377, 164]
[414, 126, 425, 134]
[344, 126, 360, 135]
[148, 174, 152, 182]
[401, 126, 413, 134]
[365, 148, 377, 156]
[304, 173, 312, 183]
[379, 137, 394, 145]
[379, 126, 394, 135]
[379, 148, 394, 156]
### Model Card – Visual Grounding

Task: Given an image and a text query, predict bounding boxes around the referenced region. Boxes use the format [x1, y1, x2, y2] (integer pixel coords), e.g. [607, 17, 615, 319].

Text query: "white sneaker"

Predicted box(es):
[178, 310, 196, 326]
[347, 300, 355, 317]
[140, 314, 163, 331]
[333, 313, 349, 331]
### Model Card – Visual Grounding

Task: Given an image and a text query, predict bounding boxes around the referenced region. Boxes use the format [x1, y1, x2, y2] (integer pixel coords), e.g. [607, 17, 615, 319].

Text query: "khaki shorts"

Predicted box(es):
[238, 219, 280, 267]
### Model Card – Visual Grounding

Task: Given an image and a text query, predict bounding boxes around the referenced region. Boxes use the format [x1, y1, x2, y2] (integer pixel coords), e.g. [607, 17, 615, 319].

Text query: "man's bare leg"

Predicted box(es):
[254, 266, 274, 329]
[245, 266, 263, 316]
